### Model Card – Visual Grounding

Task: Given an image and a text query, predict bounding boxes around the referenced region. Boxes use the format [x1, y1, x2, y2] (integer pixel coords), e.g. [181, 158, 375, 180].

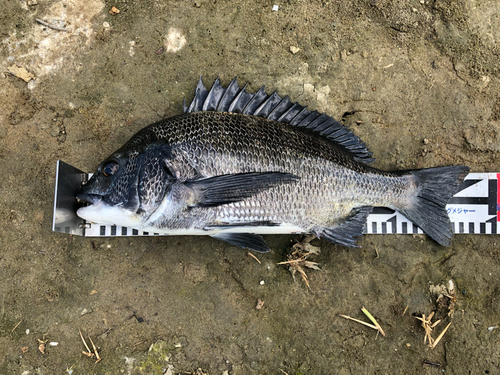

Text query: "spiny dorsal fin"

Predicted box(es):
[184, 77, 374, 164]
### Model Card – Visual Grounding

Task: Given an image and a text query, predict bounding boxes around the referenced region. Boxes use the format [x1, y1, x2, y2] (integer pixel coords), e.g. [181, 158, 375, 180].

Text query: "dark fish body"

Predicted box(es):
[77, 78, 469, 252]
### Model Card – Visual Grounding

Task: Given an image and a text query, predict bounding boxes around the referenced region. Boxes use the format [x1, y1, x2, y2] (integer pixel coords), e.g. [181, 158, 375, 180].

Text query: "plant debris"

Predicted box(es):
[247, 252, 261, 264]
[7, 66, 35, 82]
[414, 311, 452, 348]
[35, 18, 69, 32]
[38, 339, 46, 354]
[423, 360, 442, 367]
[278, 235, 320, 289]
[79, 329, 102, 363]
[339, 307, 386, 337]
[109, 6, 120, 15]
[429, 279, 457, 317]
[11, 319, 23, 332]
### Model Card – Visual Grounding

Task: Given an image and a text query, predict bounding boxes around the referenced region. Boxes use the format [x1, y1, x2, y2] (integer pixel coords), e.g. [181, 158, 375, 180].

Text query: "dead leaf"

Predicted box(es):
[109, 6, 120, 15]
[7, 65, 35, 82]
[256, 299, 265, 310]
[38, 339, 46, 354]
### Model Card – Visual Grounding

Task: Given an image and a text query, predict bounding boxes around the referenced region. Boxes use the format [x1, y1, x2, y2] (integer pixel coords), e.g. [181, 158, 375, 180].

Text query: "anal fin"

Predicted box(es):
[210, 232, 271, 253]
[314, 206, 373, 247]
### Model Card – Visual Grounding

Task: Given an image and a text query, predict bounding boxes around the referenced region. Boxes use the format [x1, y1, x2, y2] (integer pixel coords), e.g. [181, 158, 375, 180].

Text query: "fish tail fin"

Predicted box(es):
[398, 165, 469, 246]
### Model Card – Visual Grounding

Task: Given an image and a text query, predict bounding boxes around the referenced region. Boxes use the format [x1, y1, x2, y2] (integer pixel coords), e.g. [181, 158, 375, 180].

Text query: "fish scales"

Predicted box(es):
[77, 77, 469, 251]
[137, 112, 410, 228]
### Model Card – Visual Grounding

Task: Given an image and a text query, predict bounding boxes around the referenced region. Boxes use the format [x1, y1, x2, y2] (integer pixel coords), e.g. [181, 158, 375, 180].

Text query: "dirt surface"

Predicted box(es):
[1, 0, 500, 374]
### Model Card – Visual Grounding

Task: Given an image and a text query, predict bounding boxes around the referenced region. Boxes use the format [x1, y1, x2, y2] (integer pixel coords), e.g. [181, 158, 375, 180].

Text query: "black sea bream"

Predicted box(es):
[76, 77, 469, 252]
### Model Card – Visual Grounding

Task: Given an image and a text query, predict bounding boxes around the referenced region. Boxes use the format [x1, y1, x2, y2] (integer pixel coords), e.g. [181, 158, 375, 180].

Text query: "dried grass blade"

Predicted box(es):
[79, 329, 91, 353]
[339, 314, 378, 331]
[361, 307, 386, 337]
[431, 322, 452, 349]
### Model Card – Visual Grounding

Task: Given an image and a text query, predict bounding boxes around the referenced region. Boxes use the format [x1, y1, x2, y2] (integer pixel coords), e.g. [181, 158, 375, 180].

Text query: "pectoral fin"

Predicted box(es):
[210, 232, 271, 253]
[185, 172, 299, 208]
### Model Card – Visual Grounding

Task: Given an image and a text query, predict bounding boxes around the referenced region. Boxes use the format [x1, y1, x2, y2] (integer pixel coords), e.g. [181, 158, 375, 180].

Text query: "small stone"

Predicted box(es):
[423, 138, 429, 145]
[340, 49, 347, 61]
[103, 22, 110, 28]
[259, 280, 265, 285]
[81, 308, 93, 316]
[109, 6, 120, 15]
[290, 46, 300, 54]
[256, 299, 265, 309]
[272, 4, 279, 11]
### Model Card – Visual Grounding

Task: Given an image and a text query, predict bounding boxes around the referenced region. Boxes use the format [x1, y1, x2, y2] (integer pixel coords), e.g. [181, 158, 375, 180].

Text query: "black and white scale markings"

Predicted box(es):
[80, 172, 500, 237]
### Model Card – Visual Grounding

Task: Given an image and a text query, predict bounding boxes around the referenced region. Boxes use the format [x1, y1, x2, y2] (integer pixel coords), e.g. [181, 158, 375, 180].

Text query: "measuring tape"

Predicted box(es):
[52, 161, 499, 237]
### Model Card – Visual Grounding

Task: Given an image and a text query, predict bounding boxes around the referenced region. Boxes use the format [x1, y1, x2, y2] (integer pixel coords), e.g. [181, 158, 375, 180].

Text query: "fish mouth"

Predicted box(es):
[76, 193, 102, 205]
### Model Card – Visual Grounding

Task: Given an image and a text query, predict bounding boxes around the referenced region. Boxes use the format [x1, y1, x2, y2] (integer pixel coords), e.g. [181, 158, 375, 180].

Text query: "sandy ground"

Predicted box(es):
[1, 0, 500, 373]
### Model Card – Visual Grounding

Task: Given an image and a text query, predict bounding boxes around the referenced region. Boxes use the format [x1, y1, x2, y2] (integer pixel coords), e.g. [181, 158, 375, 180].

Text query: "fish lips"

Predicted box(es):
[76, 193, 102, 205]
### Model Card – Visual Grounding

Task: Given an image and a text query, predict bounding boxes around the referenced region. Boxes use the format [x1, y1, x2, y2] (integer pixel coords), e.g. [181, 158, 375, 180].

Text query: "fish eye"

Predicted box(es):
[101, 160, 119, 177]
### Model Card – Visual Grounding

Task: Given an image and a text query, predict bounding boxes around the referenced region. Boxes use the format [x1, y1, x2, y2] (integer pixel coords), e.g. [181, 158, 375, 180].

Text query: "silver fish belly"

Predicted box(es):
[76, 77, 469, 252]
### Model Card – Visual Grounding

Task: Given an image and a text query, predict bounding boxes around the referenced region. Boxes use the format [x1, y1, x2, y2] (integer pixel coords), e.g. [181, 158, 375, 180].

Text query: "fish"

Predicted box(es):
[76, 77, 469, 252]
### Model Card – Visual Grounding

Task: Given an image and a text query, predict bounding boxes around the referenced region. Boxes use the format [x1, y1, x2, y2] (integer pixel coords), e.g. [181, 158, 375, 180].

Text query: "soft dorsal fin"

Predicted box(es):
[183, 77, 374, 164]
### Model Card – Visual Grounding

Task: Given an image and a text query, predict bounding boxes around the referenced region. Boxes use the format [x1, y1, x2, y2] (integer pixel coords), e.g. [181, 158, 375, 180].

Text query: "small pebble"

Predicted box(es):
[81, 308, 93, 316]
[272, 4, 279, 11]
[259, 280, 265, 285]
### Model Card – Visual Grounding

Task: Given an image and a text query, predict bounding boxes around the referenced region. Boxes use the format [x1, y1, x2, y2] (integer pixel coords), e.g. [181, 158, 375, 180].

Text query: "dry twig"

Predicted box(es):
[35, 18, 69, 32]
[11, 319, 23, 332]
[402, 305, 409, 317]
[79, 329, 101, 363]
[247, 252, 261, 264]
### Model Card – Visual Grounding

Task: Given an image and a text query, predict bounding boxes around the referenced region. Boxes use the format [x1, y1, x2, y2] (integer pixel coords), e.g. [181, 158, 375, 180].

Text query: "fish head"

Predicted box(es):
[76, 149, 143, 227]
[76, 139, 175, 228]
